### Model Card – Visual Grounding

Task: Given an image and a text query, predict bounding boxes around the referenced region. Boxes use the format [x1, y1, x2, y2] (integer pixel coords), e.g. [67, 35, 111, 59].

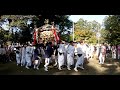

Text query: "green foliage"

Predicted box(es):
[74, 18, 100, 44]
[0, 15, 72, 43]
[0, 15, 35, 27]
[0, 28, 12, 44]
[60, 33, 73, 42]
[104, 15, 120, 45]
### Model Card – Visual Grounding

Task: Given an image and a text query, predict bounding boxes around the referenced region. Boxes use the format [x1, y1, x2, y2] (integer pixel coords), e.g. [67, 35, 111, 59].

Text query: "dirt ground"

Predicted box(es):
[0, 54, 120, 75]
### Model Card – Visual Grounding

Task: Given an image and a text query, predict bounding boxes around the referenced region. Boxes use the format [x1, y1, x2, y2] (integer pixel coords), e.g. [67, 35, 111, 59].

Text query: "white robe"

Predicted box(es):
[64, 44, 68, 65]
[21, 47, 26, 65]
[57, 46, 65, 67]
[16, 49, 21, 64]
[96, 46, 100, 57]
[75, 43, 84, 67]
[67, 44, 75, 67]
[25, 46, 32, 66]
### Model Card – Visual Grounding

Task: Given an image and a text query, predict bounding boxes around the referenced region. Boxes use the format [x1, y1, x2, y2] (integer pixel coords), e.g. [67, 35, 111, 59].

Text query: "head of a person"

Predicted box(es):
[102, 43, 104, 45]
[69, 41, 74, 46]
[79, 40, 83, 44]
[49, 42, 52, 46]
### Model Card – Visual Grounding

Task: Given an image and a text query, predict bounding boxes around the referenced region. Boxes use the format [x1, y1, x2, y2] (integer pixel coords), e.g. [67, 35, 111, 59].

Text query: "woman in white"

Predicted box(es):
[67, 41, 75, 70]
[74, 42, 84, 72]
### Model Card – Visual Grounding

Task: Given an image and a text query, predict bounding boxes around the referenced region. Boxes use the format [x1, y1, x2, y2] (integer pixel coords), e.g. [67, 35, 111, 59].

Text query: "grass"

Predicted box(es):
[0, 54, 120, 75]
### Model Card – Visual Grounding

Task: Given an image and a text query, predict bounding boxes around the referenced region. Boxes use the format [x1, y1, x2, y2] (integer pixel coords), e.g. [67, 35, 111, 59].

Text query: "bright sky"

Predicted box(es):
[69, 15, 108, 25]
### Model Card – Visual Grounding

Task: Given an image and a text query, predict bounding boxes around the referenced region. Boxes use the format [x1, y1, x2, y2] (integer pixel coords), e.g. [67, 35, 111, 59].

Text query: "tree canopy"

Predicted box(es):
[0, 15, 72, 44]
[103, 15, 120, 45]
[73, 18, 101, 44]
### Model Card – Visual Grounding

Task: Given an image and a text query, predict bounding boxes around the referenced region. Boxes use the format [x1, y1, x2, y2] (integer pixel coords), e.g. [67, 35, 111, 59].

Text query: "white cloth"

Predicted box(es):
[99, 45, 106, 64]
[25, 46, 32, 66]
[64, 44, 68, 65]
[67, 44, 75, 67]
[57, 47, 65, 68]
[16, 49, 21, 64]
[75, 43, 84, 68]
[21, 47, 26, 65]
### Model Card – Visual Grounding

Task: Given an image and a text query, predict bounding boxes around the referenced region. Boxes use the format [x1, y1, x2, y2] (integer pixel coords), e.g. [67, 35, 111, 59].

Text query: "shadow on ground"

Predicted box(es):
[0, 56, 120, 75]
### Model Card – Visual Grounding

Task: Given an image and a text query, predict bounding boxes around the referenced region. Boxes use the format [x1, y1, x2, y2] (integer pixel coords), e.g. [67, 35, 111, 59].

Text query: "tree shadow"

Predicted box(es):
[0, 57, 120, 75]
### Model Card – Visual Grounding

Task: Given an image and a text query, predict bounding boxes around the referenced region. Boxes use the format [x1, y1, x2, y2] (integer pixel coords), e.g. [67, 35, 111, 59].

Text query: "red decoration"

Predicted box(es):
[52, 28, 60, 43]
[33, 29, 37, 45]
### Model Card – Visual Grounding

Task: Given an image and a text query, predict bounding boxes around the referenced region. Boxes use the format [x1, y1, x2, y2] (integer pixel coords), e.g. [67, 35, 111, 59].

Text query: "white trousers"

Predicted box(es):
[21, 56, 26, 66]
[26, 55, 32, 67]
[67, 53, 74, 68]
[44, 58, 50, 69]
[75, 55, 84, 68]
[58, 54, 64, 68]
[16, 56, 21, 64]
[99, 53, 105, 64]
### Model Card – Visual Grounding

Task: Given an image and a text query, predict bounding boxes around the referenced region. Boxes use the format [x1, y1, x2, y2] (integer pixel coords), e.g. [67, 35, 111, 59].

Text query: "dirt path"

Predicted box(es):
[0, 55, 120, 75]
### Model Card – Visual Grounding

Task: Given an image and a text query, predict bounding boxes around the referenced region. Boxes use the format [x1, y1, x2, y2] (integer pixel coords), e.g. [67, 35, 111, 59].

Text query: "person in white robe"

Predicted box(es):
[30, 44, 35, 66]
[74, 43, 78, 60]
[99, 43, 106, 64]
[57, 44, 65, 70]
[64, 42, 68, 66]
[21, 45, 26, 66]
[66, 41, 75, 70]
[74, 42, 84, 72]
[111, 46, 116, 59]
[96, 44, 100, 58]
[16, 47, 21, 66]
[118, 45, 120, 59]
[25, 44, 32, 69]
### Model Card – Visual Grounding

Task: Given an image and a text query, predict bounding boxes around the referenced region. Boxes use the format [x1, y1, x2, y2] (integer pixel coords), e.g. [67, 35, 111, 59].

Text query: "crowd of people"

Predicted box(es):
[0, 40, 120, 72]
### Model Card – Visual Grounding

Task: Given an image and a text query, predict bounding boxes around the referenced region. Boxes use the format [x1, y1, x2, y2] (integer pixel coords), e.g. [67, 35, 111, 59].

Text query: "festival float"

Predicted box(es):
[33, 19, 60, 45]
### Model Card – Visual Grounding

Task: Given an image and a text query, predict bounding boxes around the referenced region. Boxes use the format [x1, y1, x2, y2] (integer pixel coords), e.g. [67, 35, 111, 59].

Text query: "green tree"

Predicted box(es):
[73, 18, 100, 44]
[0, 28, 12, 44]
[0, 15, 72, 43]
[104, 15, 120, 59]
[104, 15, 120, 45]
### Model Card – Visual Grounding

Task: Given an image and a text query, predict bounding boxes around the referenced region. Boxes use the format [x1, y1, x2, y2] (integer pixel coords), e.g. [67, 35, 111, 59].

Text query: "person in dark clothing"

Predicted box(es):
[44, 42, 54, 71]
[33, 44, 41, 70]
